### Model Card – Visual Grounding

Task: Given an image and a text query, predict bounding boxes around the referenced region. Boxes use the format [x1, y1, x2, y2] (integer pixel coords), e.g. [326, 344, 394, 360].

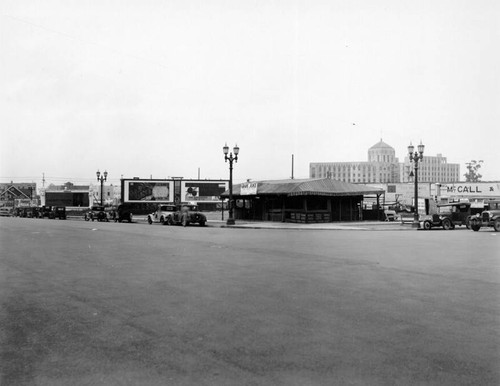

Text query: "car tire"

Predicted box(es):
[199, 220, 206, 227]
[423, 221, 432, 230]
[442, 218, 452, 230]
[494, 219, 500, 232]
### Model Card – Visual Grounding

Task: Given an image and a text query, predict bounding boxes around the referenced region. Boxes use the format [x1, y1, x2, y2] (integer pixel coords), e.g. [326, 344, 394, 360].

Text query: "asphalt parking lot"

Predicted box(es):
[1, 217, 499, 385]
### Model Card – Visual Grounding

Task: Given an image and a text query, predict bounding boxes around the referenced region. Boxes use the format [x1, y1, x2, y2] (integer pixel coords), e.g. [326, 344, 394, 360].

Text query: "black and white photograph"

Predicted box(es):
[1, 1, 499, 385]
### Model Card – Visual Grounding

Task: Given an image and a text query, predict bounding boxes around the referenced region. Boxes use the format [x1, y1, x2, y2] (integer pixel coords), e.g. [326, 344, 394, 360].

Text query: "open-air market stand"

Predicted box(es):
[221, 178, 385, 223]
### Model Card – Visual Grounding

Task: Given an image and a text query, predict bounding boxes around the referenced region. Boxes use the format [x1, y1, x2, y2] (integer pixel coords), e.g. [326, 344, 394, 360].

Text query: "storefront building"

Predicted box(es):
[221, 178, 384, 223]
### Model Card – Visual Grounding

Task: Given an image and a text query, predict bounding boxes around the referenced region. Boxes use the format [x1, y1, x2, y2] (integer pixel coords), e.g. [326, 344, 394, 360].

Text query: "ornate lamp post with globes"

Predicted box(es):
[96, 169, 108, 206]
[408, 141, 424, 228]
[223, 143, 239, 225]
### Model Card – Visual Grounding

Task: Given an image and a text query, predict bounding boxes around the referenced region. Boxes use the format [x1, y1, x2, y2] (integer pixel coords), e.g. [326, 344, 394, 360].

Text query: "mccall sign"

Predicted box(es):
[441, 182, 500, 198]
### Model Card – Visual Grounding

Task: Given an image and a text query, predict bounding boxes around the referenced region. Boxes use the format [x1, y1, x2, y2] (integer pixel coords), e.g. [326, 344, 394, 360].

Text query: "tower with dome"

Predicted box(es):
[309, 139, 459, 184]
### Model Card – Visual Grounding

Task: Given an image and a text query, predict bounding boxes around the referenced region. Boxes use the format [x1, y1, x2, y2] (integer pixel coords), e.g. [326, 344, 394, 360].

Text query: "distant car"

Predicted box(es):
[0, 208, 12, 217]
[165, 204, 207, 227]
[470, 200, 500, 232]
[14, 207, 28, 217]
[40, 206, 54, 219]
[84, 206, 109, 222]
[52, 206, 67, 220]
[115, 203, 134, 223]
[39, 206, 66, 219]
[28, 207, 41, 218]
[147, 204, 176, 225]
[420, 202, 471, 230]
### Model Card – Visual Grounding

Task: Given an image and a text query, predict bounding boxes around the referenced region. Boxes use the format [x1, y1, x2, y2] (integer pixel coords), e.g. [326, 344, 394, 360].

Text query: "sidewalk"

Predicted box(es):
[210, 219, 414, 231]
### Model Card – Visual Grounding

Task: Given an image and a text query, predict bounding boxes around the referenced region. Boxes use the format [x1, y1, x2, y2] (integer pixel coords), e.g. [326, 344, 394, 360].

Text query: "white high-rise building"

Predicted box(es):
[310, 139, 460, 183]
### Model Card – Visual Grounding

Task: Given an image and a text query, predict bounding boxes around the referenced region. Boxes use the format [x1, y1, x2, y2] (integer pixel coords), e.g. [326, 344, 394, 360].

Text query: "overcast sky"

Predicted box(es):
[1, 0, 499, 188]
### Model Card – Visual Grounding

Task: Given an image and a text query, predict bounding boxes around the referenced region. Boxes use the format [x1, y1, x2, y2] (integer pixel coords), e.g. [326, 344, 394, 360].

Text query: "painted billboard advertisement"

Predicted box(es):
[181, 180, 229, 202]
[123, 180, 174, 202]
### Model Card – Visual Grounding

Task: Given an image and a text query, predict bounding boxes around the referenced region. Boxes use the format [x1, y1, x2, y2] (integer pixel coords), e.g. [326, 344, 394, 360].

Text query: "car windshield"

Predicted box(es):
[438, 206, 453, 214]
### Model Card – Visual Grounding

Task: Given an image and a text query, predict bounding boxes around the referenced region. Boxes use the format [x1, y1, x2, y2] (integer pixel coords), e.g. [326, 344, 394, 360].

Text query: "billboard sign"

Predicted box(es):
[124, 180, 174, 202]
[181, 180, 229, 202]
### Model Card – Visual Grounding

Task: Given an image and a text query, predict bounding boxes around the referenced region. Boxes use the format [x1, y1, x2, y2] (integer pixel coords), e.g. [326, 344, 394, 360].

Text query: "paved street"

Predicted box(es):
[1, 217, 499, 385]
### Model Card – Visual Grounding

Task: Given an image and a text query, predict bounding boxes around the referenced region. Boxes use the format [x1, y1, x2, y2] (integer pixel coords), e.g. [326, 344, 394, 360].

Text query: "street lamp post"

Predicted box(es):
[408, 142, 424, 228]
[96, 169, 108, 206]
[223, 143, 239, 225]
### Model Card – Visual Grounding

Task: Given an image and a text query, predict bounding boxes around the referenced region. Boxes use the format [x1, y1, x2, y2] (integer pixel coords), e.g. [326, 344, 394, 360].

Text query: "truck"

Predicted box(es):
[420, 202, 471, 230]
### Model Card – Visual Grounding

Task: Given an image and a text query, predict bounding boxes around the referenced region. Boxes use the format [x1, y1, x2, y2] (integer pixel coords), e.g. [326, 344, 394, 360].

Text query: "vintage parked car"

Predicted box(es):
[470, 200, 500, 232]
[420, 202, 471, 230]
[147, 204, 176, 225]
[165, 204, 207, 227]
[39, 206, 53, 218]
[0, 208, 12, 217]
[115, 203, 134, 223]
[39, 206, 66, 219]
[84, 206, 109, 222]
[52, 206, 67, 220]
[14, 207, 28, 217]
[28, 207, 41, 218]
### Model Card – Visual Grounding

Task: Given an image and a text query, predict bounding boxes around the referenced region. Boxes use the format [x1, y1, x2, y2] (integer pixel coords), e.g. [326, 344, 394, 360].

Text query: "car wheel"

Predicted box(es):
[423, 221, 432, 230]
[442, 218, 452, 230]
[148, 216, 152, 224]
[494, 219, 500, 232]
[199, 220, 206, 227]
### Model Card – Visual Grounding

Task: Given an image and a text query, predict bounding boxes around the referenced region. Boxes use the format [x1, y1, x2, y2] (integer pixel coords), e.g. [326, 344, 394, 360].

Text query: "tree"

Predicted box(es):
[464, 160, 483, 182]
